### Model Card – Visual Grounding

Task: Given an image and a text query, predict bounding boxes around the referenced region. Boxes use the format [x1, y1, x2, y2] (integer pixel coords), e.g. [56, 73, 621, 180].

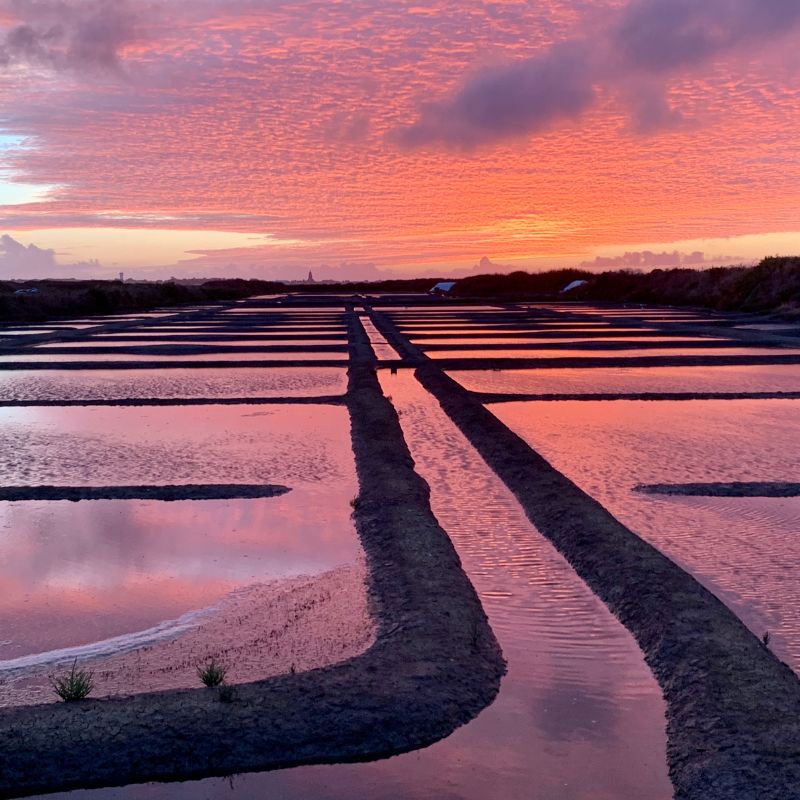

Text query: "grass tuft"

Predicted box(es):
[51, 659, 94, 702]
[197, 657, 227, 687]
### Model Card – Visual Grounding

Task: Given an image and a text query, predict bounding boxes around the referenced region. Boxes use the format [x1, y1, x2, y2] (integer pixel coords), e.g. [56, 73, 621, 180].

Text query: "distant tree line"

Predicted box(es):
[0, 278, 286, 323]
[2, 257, 798, 323]
[450, 256, 800, 314]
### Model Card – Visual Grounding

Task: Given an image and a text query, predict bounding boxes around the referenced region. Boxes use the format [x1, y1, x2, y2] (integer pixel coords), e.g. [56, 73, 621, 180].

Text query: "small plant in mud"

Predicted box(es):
[51, 659, 94, 702]
[762, 631, 771, 647]
[197, 658, 227, 688]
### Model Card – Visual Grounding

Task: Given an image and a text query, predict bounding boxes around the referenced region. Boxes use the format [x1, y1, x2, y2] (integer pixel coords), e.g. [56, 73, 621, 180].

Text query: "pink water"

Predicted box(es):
[0, 404, 352, 486]
[32, 339, 346, 349]
[490, 399, 800, 671]
[448, 365, 800, 395]
[0, 367, 347, 401]
[0, 402, 372, 705]
[429, 347, 800, 360]
[0, 352, 347, 362]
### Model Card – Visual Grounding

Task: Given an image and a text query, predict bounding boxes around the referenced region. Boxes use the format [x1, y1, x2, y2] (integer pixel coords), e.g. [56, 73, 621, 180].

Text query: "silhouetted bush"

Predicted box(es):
[0, 279, 287, 323]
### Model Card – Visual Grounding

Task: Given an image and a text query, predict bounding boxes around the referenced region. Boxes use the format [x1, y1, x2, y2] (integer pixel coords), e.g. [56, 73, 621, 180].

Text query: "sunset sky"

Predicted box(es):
[1, 0, 799, 280]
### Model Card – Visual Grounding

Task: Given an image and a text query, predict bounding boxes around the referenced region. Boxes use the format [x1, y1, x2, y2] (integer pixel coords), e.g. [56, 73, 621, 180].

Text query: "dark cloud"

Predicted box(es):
[396, 44, 595, 150]
[614, 0, 800, 74]
[0, 0, 141, 74]
[397, 0, 800, 149]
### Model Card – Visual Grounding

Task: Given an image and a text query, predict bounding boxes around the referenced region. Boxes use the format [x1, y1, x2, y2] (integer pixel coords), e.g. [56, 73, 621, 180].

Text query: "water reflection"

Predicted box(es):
[490, 398, 800, 671]
[449, 365, 800, 395]
[0, 404, 353, 487]
[39, 371, 672, 800]
[0, 368, 347, 401]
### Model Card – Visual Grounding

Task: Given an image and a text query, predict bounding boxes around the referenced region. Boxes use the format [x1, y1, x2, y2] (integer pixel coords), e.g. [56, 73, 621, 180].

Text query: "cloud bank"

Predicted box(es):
[399, 0, 800, 148]
[579, 250, 741, 270]
[0, 233, 101, 278]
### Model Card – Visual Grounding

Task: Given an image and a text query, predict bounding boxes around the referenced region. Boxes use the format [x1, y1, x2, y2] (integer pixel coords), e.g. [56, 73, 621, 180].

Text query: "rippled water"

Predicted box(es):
[490, 399, 800, 671]
[449, 365, 800, 394]
[428, 347, 800, 360]
[413, 336, 720, 345]
[359, 315, 401, 359]
[0, 404, 352, 487]
[402, 327, 658, 335]
[0, 367, 347, 401]
[0, 352, 347, 362]
[32, 339, 347, 349]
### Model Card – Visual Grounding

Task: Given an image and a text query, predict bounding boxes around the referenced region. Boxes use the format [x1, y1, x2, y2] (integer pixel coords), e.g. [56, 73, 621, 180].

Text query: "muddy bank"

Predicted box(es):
[635, 482, 800, 498]
[0, 484, 291, 502]
[369, 309, 800, 800]
[0, 313, 503, 798]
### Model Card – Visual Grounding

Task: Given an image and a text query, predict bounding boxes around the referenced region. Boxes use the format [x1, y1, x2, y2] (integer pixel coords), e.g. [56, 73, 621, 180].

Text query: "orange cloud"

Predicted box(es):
[0, 0, 798, 277]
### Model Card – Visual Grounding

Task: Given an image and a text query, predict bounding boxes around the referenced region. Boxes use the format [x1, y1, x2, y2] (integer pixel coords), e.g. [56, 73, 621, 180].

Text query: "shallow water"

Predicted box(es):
[32, 339, 347, 349]
[0, 352, 347, 362]
[37, 371, 672, 800]
[448, 364, 800, 395]
[735, 324, 800, 332]
[359, 315, 401, 360]
[0, 329, 58, 336]
[401, 326, 657, 335]
[0, 404, 352, 487]
[413, 336, 721, 345]
[428, 347, 800, 360]
[490, 399, 800, 671]
[0, 400, 370, 706]
[0, 367, 347, 401]
[0, 495, 361, 663]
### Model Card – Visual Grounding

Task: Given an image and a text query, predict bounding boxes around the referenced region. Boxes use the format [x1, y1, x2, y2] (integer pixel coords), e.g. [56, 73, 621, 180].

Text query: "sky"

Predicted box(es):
[0, 0, 799, 280]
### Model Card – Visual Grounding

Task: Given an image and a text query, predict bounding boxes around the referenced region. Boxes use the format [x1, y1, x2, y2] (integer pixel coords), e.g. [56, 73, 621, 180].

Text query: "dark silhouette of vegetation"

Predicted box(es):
[450, 257, 800, 314]
[197, 658, 227, 688]
[51, 660, 94, 702]
[2, 257, 797, 324]
[0, 278, 286, 324]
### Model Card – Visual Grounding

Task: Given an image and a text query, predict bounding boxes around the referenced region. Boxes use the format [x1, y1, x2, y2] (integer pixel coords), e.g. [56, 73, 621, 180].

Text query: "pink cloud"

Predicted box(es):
[0, 0, 798, 277]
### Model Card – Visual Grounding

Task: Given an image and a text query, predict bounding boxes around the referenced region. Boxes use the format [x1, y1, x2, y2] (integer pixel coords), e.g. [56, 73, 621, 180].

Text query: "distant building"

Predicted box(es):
[306, 270, 315, 283]
[119, 272, 124, 282]
[429, 281, 457, 296]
